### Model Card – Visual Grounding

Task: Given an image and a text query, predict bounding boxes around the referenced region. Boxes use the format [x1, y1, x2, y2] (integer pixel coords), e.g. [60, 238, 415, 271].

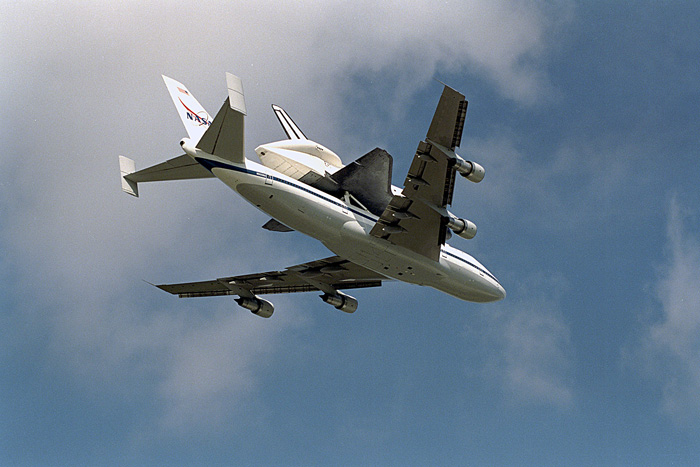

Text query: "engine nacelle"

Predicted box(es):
[447, 216, 477, 239]
[235, 296, 274, 318]
[320, 292, 358, 313]
[454, 156, 485, 183]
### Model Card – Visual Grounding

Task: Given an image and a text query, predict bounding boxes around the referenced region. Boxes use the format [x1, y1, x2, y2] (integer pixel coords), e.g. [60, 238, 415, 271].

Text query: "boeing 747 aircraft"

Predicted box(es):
[119, 73, 505, 317]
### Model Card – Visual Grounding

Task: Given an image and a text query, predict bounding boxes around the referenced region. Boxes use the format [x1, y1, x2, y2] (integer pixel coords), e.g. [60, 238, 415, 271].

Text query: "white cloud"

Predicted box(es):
[637, 198, 700, 420]
[473, 275, 574, 409]
[155, 303, 306, 433]
[1, 0, 571, 433]
[501, 298, 574, 408]
[307, 0, 570, 104]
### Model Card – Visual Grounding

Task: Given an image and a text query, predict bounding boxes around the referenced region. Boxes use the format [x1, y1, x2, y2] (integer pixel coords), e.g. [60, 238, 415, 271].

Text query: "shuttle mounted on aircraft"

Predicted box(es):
[119, 73, 505, 317]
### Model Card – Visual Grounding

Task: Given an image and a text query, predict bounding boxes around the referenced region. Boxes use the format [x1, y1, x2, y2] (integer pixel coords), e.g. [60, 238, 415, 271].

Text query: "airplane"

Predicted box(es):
[119, 73, 505, 318]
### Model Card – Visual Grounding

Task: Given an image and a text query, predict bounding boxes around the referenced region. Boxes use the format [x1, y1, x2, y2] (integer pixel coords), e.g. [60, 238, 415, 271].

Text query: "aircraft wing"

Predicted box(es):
[370, 85, 468, 261]
[156, 256, 387, 298]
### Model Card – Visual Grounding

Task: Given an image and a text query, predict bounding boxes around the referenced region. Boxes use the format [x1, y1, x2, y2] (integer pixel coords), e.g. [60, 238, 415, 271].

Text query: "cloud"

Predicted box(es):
[635, 198, 700, 421]
[307, 0, 572, 104]
[1, 0, 571, 435]
[472, 275, 575, 409]
[502, 302, 573, 407]
[155, 303, 306, 433]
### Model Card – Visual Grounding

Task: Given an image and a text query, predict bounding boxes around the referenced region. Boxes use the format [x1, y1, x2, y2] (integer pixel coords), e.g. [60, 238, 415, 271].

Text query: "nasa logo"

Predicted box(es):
[178, 98, 211, 126]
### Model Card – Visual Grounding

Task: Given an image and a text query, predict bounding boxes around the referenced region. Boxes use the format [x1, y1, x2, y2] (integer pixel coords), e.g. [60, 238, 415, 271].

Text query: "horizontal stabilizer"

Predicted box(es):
[196, 73, 246, 163]
[119, 155, 215, 197]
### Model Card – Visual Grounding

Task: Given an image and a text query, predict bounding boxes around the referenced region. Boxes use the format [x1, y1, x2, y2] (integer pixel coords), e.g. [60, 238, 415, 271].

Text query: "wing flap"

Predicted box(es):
[370, 194, 446, 261]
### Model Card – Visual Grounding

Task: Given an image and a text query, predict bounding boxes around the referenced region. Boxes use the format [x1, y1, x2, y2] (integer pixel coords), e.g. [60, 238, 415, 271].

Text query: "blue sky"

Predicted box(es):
[2, 1, 700, 465]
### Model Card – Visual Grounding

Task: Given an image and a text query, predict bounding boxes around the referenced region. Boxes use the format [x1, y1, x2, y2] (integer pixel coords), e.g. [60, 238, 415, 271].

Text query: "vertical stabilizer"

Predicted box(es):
[162, 75, 212, 143]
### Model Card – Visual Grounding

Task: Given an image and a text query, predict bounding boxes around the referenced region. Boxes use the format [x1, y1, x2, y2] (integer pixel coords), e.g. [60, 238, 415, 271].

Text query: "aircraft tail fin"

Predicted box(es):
[195, 73, 246, 163]
[162, 75, 213, 143]
[120, 73, 246, 197]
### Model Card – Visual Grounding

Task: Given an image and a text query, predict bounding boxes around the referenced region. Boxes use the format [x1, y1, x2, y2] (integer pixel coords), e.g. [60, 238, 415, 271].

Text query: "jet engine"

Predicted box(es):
[320, 292, 358, 313]
[454, 156, 485, 183]
[235, 296, 274, 318]
[447, 216, 477, 240]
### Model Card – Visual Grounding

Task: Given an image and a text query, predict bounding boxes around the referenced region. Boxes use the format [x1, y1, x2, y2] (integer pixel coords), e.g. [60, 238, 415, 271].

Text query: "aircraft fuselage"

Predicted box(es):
[186, 142, 505, 303]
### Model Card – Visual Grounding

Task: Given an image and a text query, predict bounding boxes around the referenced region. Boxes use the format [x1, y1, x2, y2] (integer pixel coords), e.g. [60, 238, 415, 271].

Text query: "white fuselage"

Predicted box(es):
[183, 142, 505, 303]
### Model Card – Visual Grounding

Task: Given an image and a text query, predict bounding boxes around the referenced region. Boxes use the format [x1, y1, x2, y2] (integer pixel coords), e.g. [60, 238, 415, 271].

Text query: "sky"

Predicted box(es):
[2, 1, 700, 465]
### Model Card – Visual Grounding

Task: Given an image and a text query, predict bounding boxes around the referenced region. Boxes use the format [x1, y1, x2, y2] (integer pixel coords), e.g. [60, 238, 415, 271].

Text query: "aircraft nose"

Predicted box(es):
[493, 282, 506, 301]
[481, 279, 506, 302]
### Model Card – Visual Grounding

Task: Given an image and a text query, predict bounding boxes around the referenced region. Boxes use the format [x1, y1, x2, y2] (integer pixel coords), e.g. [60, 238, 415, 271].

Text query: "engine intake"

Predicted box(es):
[235, 296, 274, 318]
[454, 157, 485, 183]
[447, 216, 477, 239]
[320, 292, 358, 313]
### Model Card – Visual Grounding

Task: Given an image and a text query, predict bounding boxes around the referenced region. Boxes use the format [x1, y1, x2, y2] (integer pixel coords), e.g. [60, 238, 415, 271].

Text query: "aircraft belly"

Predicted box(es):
[327, 224, 502, 301]
[234, 180, 345, 242]
[324, 225, 442, 287]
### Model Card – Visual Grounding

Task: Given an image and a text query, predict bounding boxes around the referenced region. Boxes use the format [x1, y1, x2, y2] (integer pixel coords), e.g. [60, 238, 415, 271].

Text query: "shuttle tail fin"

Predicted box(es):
[272, 104, 307, 140]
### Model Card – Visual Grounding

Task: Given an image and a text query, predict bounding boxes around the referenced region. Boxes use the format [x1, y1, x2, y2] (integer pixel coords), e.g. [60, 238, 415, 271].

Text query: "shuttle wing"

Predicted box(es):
[370, 85, 468, 261]
[156, 256, 386, 298]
